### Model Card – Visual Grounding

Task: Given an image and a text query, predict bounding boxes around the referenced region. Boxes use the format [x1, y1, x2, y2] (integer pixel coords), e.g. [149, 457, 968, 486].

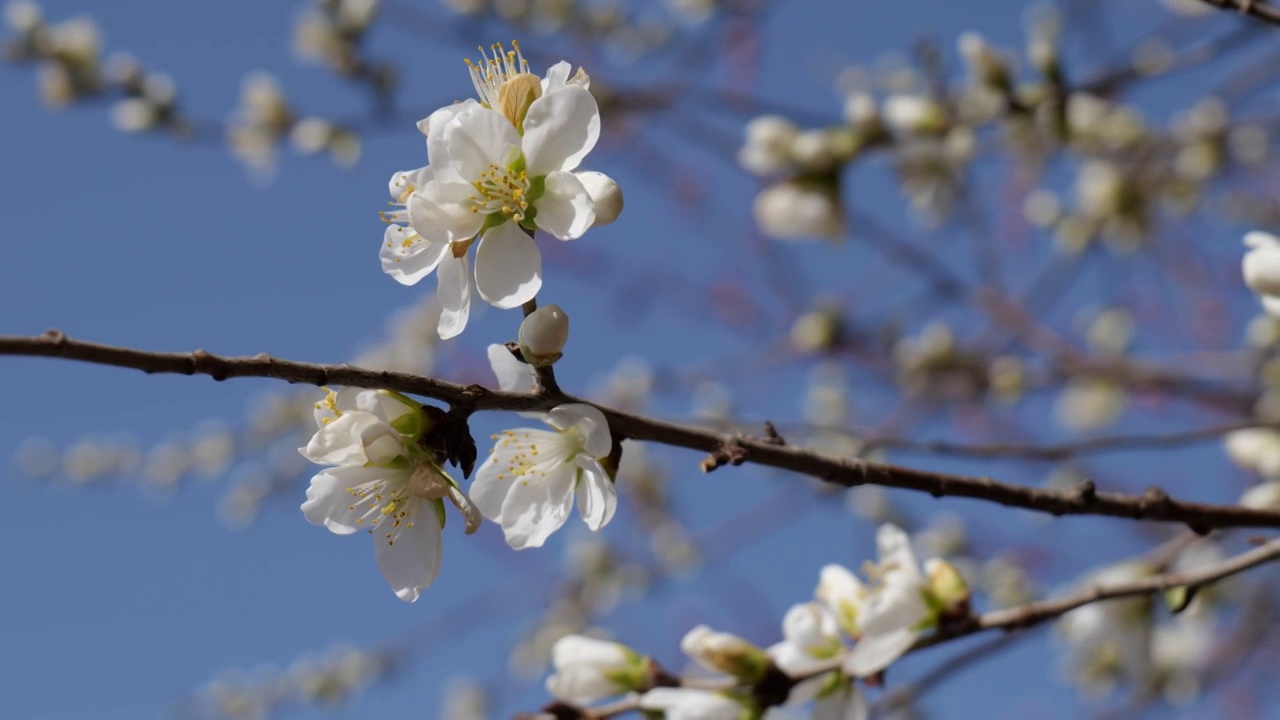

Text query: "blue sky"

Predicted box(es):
[1, 1, 1275, 718]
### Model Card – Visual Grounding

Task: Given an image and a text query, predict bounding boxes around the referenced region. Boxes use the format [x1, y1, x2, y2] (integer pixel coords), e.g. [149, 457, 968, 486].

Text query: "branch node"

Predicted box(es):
[42, 328, 66, 346]
[1072, 480, 1097, 504]
[761, 421, 786, 445]
[191, 349, 229, 381]
[700, 437, 748, 473]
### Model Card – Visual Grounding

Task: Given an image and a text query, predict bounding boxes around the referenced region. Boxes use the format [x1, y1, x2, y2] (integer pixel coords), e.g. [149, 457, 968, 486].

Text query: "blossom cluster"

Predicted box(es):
[541, 524, 970, 717]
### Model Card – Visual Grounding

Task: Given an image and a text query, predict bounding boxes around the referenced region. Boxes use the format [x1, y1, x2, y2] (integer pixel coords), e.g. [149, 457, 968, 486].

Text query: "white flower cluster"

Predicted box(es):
[378, 41, 621, 339]
[300, 344, 619, 601]
[540, 524, 970, 717]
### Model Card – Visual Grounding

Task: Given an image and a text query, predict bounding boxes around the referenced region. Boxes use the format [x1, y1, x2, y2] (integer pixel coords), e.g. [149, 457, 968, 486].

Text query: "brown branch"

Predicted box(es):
[6, 330, 1280, 531]
[1196, 0, 1280, 26]
[551, 535, 1280, 718]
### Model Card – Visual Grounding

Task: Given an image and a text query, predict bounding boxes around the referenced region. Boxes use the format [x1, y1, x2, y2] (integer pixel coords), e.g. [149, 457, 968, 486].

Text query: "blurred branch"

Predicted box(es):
[4, 330, 1280, 531]
[859, 420, 1269, 460]
[1195, 0, 1280, 26]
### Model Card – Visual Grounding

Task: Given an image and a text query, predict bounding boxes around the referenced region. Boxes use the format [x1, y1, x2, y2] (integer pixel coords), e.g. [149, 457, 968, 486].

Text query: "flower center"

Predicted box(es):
[470, 163, 531, 222]
[344, 476, 415, 543]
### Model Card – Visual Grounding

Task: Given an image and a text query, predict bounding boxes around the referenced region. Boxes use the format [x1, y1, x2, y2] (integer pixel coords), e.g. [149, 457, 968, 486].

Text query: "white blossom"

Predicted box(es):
[753, 182, 845, 241]
[471, 404, 616, 549]
[681, 625, 769, 682]
[299, 388, 479, 602]
[380, 42, 618, 338]
[545, 634, 647, 705]
[842, 524, 933, 677]
[768, 602, 865, 719]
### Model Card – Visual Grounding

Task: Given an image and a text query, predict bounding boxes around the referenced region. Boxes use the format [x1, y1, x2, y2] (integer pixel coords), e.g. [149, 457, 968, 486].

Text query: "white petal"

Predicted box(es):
[541, 61, 572, 94]
[474, 221, 542, 309]
[421, 100, 478, 163]
[535, 171, 595, 240]
[300, 411, 381, 465]
[408, 170, 484, 244]
[470, 454, 517, 522]
[381, 225, 450, 286]
[575, 170, 623, 227]
[436, 253, 471, 340]
[814, 685, 867, 720]
[445, 104, 521, 180]
[552, 634, 629, 669]
[373, 498, 443, 602]
[876, 523, 923, 581]
[547, 403, 611, 458]
[575, 455, 616, 531]
[498, 460, 577, 549]
[522, 85, 600, 176]
[842, 627, 920, 678]
[300, 464, 389, 534]
[545, 668, 622, 705]
[486, 343, 537, 393]
[639, 688, 742, 719]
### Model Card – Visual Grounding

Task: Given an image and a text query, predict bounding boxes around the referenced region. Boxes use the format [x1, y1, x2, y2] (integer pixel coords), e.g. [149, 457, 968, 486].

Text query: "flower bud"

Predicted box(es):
[577, 171, 623, 227]
[518, 304, 569, 367]
[545, 635, 648, 705]
[925, 558, 971, 616]
[679, 625, 769, 683]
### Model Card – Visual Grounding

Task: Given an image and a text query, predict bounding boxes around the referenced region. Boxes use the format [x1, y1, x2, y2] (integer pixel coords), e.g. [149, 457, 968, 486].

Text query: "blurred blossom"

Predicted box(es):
[846, 485, 893, 523]
[441, 676, 488, 720]
[738, 115, 799, 176]
[593, 356, 654, 411]
[753, 181, 845, 241]
[1055, 379, 1124, 432]
[1023, 189, 1062, 228]
[789, 304, 844, 355]
[14, 436, 57, 479]
[882, 94, 945, 135]
[1056, 562, 1155, 696]
[1240, 480, 1280, 510]
[667, 0, 716, 24]
[981, 556, 1036, 608]
[441, 0, 488, 15]
[912, 511, 967, 558]
[803, 362, 849, 428]
[227, 71, 293, 177]
[1223, 427, 1280, 480]
[1083, 308, 1134, 357]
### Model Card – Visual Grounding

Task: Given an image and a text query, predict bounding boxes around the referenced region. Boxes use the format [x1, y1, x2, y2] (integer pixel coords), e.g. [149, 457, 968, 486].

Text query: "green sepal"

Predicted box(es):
[389, 399, 432, 439]
[526, 174, 545, 202]
[431, 498, 447, 530]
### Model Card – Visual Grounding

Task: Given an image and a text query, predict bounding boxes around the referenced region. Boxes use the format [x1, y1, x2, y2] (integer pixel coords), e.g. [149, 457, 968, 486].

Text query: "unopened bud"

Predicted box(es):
[679, 625, 769, 683]
[519, 304, 569, 367]
[577, 171, 623, 227]
[925, 558, 970, 616]
[546, 634, 649, 705]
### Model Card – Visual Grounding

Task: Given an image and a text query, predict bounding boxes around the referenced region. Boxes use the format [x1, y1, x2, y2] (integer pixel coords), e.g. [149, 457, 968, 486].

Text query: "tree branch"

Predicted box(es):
[1196, 0, 1280, 26]
[5, 330, 1280, 531]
